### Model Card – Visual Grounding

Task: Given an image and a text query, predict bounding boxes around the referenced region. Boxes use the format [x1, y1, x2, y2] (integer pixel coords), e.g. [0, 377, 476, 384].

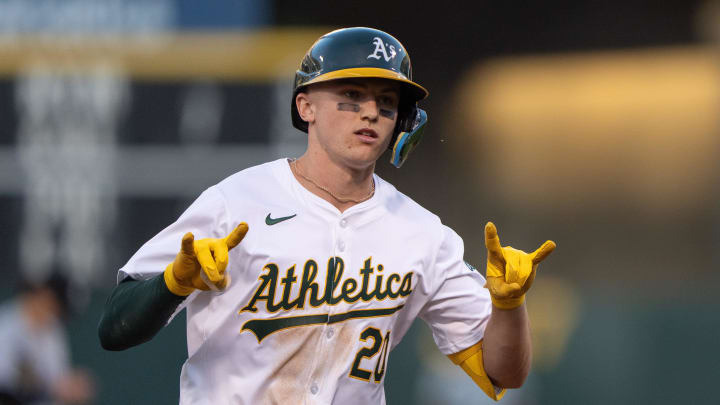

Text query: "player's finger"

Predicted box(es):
[181, 232, 195, 256]
[225, 223, 248, 250]
[196, 247, 221, 282]
[192, 276, 211, 290]
[505, 255, 519, 283]
[521, 267, 537, 294]
[484, 222, 504, 260]
[211, 240, 229, 272]
[485, 222, 505, 261]
[516, 253, 534, 286]
[216, 273, 230, 290]
[199, 270, 227, 292]
[531, 240, 556, 264]
[486, 277, 521, 298]
[502, 282, 522, 297]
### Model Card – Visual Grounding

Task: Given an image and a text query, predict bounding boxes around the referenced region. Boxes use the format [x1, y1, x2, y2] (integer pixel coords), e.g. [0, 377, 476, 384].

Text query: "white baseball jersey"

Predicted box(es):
[119, 158, 493, 405]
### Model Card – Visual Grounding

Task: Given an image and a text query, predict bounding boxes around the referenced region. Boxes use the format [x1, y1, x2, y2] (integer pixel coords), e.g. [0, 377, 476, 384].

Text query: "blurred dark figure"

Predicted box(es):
[0, 273, 94, 405]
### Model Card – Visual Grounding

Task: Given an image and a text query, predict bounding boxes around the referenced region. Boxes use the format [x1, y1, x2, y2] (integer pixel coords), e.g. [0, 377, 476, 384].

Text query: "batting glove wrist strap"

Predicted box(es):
[488, 288, 526, 310]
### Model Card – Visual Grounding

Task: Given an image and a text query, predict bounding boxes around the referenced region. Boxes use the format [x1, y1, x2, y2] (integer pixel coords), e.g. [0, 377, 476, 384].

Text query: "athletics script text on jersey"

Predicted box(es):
[240, 256, 413, 342]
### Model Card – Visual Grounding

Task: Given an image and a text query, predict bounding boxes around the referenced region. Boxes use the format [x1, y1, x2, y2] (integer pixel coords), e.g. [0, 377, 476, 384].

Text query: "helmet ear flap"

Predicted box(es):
[395, 102, 416, 134]
[389, 106, 427, 168]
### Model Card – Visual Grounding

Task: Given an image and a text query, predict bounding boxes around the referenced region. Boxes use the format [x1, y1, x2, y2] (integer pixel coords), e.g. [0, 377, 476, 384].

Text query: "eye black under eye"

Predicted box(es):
[379, 109, 396, 119]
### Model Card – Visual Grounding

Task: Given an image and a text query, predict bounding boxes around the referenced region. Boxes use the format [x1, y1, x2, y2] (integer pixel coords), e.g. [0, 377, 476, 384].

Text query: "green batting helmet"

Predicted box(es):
[291, 27, 429, 168]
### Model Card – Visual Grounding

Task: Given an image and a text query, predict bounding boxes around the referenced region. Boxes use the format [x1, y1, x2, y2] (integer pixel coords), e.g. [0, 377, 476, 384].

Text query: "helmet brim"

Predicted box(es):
[302, 67, 429, 102]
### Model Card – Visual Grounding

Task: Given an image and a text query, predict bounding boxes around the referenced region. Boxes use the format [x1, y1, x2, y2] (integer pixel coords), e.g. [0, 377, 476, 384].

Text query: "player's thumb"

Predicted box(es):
[531, 240, 556, 264]
[486, 277, 522, 298]
[225, 223, 249, 250]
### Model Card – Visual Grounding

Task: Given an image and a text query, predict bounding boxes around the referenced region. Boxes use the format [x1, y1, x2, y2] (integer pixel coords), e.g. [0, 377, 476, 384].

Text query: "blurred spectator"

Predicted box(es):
[0, 273, 94, 405]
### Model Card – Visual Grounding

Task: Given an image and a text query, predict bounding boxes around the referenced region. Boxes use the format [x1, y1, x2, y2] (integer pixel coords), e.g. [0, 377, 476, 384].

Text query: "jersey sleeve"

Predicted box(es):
[419, 225, 493, 355]
[118, 185, 230, 283]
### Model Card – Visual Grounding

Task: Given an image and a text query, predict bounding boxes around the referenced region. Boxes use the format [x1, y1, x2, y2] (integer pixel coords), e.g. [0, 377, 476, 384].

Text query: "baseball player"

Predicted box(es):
[98, 27, 555, 404]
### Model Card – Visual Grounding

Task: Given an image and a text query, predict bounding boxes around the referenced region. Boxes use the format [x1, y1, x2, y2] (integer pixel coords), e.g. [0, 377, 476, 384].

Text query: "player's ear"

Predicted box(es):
[296, 92, 315, 125]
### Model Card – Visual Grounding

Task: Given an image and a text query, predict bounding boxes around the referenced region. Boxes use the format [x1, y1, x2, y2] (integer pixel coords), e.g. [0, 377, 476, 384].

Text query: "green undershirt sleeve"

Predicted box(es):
[98, 274, 187, 351]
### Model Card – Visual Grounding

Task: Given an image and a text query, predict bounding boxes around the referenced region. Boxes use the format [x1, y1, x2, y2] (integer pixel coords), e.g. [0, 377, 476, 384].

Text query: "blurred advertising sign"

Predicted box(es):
[0, 0, 324, 287]
[0, 0, 269, 36]
[455, 46, 720, 216]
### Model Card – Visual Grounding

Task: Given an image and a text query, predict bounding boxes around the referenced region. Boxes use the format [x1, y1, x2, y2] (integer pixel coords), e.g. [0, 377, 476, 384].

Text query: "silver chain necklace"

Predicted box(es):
[290, 159, 375, 204]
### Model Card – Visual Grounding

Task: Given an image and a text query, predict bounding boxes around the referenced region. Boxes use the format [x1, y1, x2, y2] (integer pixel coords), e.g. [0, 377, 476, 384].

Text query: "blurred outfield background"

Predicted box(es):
[0, 0, 719, 404]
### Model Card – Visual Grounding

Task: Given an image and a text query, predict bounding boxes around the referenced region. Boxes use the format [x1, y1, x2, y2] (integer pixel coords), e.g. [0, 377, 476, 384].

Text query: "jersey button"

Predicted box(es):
[310, 383, 319, 395]
[326, 328, 334, 339]
[340, 219, 348, 228]
[337, 240, 346, 251]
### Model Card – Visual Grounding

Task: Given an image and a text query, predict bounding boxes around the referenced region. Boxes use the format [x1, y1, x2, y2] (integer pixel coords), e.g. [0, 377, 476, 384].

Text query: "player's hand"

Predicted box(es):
[164, 223, 248, 296]
[484, 222, 555, 309]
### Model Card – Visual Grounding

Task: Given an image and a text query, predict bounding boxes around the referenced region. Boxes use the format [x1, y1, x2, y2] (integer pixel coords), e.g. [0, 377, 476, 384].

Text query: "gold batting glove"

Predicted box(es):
[164, 223, 248, 296]
[484, 222, 555, 309]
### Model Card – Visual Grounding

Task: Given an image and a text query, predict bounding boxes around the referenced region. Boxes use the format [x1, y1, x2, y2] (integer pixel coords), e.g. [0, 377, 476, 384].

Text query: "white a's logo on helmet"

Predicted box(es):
[367, 37, 397, 62]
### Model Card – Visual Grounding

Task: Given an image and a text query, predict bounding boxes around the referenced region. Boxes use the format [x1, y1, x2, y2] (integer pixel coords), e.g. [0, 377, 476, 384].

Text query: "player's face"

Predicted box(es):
[300, 78, 401, 169]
